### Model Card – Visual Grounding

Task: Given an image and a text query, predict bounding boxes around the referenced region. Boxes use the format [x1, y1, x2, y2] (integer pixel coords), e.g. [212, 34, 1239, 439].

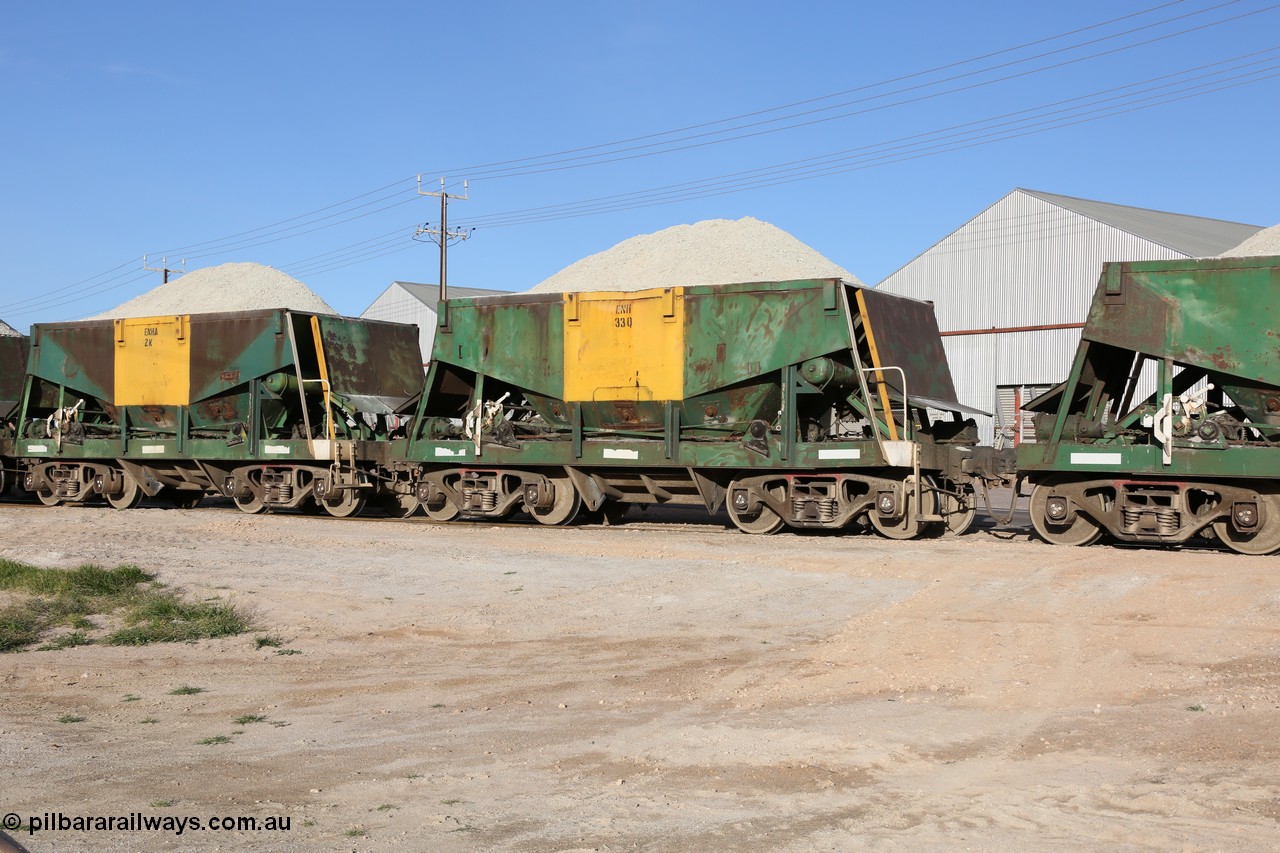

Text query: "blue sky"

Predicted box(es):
[2, 1, 1277, 330]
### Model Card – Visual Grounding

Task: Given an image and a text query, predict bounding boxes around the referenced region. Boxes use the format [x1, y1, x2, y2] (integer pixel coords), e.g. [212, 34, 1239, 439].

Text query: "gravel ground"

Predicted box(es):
[2, 501, 1279, 852]
[529, 218, 858, 293]
[89, 263, 335, 320]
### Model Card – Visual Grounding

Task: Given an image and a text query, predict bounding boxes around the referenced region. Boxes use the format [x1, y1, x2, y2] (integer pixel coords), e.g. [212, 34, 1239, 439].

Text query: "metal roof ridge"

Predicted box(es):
[1015, 188, 1262, 255]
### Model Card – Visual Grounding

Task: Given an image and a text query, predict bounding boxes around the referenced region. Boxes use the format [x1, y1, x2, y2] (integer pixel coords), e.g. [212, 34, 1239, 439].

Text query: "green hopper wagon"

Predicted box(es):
[401, 278, 1009, 536]
[0, 333, 30, 494]
[1018, 255, 1280, 554]
[16, 309, 422, 516]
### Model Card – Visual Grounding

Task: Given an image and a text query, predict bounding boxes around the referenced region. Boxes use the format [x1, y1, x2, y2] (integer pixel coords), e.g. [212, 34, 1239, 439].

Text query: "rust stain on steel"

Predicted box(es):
[140, 405, 176, 428]
[196, 399, 238, 422]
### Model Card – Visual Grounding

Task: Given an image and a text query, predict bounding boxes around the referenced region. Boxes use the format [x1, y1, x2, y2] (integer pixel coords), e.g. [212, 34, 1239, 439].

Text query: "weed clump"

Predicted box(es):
[0, 560, 251, 652]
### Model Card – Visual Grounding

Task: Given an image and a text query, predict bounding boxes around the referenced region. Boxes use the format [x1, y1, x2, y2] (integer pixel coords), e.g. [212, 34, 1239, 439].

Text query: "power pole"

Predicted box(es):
[415, 175, 473, 302]
[142, 255, 185, 284]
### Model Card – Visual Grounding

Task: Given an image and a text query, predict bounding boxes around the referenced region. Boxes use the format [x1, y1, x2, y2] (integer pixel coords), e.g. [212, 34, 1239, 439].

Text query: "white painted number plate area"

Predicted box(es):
[1069, 452, 1123, 465]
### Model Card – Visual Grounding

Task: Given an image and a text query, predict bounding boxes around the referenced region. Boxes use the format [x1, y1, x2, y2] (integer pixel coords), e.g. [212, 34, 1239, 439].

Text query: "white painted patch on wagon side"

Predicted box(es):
[141, 445, 165, 454]
[1070, 452, 1123, 465]
[264, 445, 291, 455]
[603, 448, 640, 460]
[818, 448, 861, 460]
[434, 447, 467, 457]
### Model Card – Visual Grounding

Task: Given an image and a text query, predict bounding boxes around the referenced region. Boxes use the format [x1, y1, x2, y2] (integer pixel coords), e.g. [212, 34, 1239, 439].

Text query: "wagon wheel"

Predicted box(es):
[726, 480, 786, 535]
[379, 493, 421, 519]
[423, 494, 460, 522]
[936, 480, 977, 537]
[529, 476, 580, 526]
[233, 492, 266, 514]
[1029, 479, 1104, 547]
[321, 489, 366, 519]
[869, 475, 937, 540]
[106, 473, 144, 510]
[1212, 492, 1280, 555]
[36, 488, 61, 507]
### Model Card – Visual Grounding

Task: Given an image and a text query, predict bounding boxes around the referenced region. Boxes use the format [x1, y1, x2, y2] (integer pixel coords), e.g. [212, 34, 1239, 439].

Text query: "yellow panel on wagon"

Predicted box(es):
[562, 287, 685, 402]
[113, 315, 191, 406]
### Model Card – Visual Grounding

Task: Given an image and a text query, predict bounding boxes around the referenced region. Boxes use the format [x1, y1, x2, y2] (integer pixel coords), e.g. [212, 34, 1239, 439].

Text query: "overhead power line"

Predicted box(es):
[8, 0, 1278, 317]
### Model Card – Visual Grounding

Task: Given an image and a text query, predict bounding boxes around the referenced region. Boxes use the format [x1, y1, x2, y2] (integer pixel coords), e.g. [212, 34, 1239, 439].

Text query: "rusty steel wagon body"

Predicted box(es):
[14, 309, 422, 516]
[0, 333, 29, 495]
[1018, 255, 1280, 555]
[397, 278, 1011, 536]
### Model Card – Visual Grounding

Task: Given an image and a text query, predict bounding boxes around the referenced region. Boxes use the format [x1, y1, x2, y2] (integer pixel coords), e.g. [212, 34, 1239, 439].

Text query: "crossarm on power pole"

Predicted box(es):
[415, 175, 473, 302]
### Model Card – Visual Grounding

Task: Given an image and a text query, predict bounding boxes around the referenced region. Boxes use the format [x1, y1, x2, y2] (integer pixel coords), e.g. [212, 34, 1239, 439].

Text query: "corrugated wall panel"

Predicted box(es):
[937, 328, 1083, 444]
[879, 189, 1190, 444]
[880, 191, 1187, 329]
[360, 285, 436, 367]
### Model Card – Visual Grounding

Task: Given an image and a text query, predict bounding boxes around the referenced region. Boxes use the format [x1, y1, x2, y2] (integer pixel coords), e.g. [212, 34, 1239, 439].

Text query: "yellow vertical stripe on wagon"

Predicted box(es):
[113, 315, 191, 406]
[562, 287, 685, 402]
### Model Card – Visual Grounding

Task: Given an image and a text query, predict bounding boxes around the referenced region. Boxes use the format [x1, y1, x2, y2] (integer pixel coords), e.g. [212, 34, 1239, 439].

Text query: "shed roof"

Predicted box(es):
[1017, 189, 1261, 258]
[389, 282, 513, 310]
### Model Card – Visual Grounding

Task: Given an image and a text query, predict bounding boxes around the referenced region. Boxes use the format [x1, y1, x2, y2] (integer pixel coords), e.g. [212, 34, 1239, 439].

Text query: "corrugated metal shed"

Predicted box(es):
[361, 282, 512, 367]
[878, 188, 1263, 444]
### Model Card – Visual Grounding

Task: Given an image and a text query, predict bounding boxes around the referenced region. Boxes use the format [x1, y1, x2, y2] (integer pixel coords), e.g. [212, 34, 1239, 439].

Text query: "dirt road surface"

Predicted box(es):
[2, 502, 1278, 852]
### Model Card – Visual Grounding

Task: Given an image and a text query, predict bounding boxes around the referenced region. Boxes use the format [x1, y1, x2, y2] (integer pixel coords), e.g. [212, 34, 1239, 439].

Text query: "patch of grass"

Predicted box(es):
[0, 560, 251, 652]
[274, 648, 302, 656]
[122, 694, 141, 702]
[302, 819, 315, 828]
[255, 635, 283, 649]
[441, 799, 464, 806]
[233, 714, 267, 725]
[0, 606, 44, 651]
[168, 685, 205, 696]
[507, 586, 523, 594]
[375, 804, 398, 811]
[150, 800, 174, 808]
[0, 560, 150, 596]
[198, 735, 232, 745]
[57, 714, 86, 724]
[405, 773, 422, 780]
[430, 703, 445, 709]
[106, 591, 249, 645]
[139, 717, 159, 724]
[270, 720, 290, 728]
[344, 828, 367, 837]
[1186, 703, 1205, 712]
[38, 631, 92, 651]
